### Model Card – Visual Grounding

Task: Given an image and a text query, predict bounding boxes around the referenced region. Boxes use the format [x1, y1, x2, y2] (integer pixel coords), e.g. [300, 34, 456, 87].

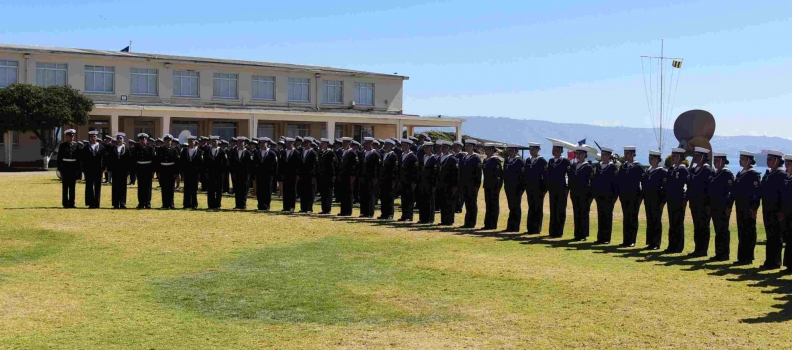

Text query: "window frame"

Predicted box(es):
[252, 75, 276, 101]
[354, 82, 375, 106]
[287, 77, 310, 103]
[322, 80, 343, 104]
[84, 65, 115, 94]
[286, 123, 309, 138]
[0, 60, 19, 88]
[0, 131, 20, 146]
[35, 62, 68, 87]
[212, 72, 239, 99]
[130, 68, 158, 96]
[172, 70, 200, 98]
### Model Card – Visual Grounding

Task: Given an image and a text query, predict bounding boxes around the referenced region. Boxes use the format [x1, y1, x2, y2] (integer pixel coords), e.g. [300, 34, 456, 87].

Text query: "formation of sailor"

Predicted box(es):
[56, 132, 792, 273]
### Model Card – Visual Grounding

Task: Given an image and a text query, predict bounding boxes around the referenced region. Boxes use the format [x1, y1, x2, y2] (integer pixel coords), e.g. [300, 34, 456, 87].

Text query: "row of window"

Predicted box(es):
[0, 61, 375, 105]
[126, 120, 352, 143]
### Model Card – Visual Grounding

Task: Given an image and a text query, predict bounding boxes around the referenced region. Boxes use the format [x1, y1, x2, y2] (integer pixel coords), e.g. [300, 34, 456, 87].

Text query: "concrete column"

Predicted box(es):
[251, 115, 258, 138]
[406, 125, 415, 138]
[110, 114, 119, 136]
[326, 120, 336, 140]
[456, 123, 462, 141]
[162, 115, 171, 136]
[396, 120, 403, 139]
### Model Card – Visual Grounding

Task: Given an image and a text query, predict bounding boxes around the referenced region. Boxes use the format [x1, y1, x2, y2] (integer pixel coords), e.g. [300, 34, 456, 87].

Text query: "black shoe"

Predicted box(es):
[145, 205, 151, 209]
[761, 264, 781, 270]
[119, 206, 126, 209]
[169, 206, 176, 210]
[628, 243, 635, 247]
[732, 260, 751, 266]
[113, 206, 119, 209]
[688, 251, 707, 258]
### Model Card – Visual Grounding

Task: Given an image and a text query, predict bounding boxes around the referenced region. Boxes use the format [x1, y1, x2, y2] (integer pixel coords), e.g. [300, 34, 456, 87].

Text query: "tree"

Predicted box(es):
[0, 84, 93, 168]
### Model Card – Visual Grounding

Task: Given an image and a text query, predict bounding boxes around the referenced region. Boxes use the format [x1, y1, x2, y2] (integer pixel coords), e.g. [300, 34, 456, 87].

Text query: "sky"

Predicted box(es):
[1, 0, 790, 138]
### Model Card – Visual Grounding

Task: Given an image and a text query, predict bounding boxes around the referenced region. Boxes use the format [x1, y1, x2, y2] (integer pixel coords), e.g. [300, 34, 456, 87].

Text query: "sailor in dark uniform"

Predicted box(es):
[359, 137, 381, 218]
[157, 134, 180, 209]
[280, 137, 301, 213]
[57, 129, 80, 208]
[523, 142, 548, 234]
[642, 150, 667, 250]
[109, 133, 131, 209]
[708, 152, 735, 261]
[568, 146, 594, 241]
[436, 141, 460, 226]
[377, 139, 399, 220]
[731, 151, 761, 265]
[180, 136, 203, 209]
[102, 134, 113, 184]
[418, 142, 438, 224]
[481, 143, 504, 230]
[252, 137, 278, 211]
[503, 144, 525, 232]
[458, 139, 482, 228]
[452, 140, 466, 213]
[81, 130, 105, 208]
[298, 137, 319, 213]
[760, 150, 786, 269]
[592, 147, 617, 244]
[399, 139, 419, 222]
[127, 139, 137, 185]
[615, 146, 646, 247]
[133, 133, 156, 209]
[229, 137, 252, 210]
[664, 148, 689, 253]
[316, 138, 337, 214]
[205, 136, 227, 210]
[547, 142, 571, 237]
[782, 154, 792, 272]
[337, 137, 358, 216]
[687, 147, 713, 257]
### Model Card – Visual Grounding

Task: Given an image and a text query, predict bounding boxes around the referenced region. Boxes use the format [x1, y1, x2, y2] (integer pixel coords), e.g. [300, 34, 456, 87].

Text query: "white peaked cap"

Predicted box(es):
[766, 150, 784, 157]
[712, 152, 727, 158]
[600, 147, 613, 153]
[528, 142, 541, 147]
[739, 150, 755, 157]
[785, 154, 792, 161]
[671, 148, 686, 154]
[552, 142, 565, 147]
[623, 146, 636, 151]
[694, 147, 710, 154]
[649, 150, 662, 156]
[575, 146, 588, 152]
[465, 139, 478, 145]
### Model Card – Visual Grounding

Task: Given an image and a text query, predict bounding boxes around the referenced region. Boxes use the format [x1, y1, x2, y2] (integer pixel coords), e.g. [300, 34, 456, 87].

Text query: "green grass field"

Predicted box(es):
[1, 173, 790, 349]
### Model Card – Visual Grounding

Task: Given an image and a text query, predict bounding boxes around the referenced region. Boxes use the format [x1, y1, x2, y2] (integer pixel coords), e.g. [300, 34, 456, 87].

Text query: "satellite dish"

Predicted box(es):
[674, 110, 715, 143]
[177, 130, 192, 144]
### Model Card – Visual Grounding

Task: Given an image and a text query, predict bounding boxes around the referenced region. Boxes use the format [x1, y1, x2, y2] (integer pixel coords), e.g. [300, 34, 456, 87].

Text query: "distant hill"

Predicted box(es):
[420, 116, 792, 162]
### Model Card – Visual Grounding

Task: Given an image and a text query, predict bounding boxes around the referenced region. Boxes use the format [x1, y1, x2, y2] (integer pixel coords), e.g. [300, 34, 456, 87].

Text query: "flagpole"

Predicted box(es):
[660, 39, 664, 151]
[129, 41, 132, 52]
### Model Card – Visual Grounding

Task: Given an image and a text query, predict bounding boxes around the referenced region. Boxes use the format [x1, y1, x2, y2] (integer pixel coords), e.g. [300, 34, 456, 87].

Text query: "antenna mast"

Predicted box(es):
[641, 40, 683, 151]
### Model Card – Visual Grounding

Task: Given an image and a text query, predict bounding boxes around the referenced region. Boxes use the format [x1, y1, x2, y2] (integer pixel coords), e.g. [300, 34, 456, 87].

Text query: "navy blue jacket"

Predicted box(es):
[459, 153, 482, 188]
[568, 162, 594, 197]
[547, 157, 571, 192]
[666, 165, 689, 202]
[761, 167, 787, 213]
[708, 168, 735, 210]
[523, 156, 548, 192]
[503, 156, 525, 190]
[592, 162, 618, 198]
[686, 163, 712, 204]
[615, 161, 646, 199]
[732, 168, 761, 211]
[642, 167, 668, 203]
[483, 156, 504, 189]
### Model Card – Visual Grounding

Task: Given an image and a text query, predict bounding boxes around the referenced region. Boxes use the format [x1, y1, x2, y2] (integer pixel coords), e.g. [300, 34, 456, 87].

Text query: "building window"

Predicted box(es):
[212, 121, 237, 142]
[354, 82, 374, 106]
[0, 61, 18, 88]
[35, 63, 68, 87]
[131, 68, 157, 95]
[321, 124, 343, 139]
[257, 123, 275, 139]
[84, 66, 115, 94]
[0, 131, 20, 146]
[213, 73, 238, 99]
[134, 120, 154, 138]
[173, 70, 199, 97]
[322, 80, 343, 104]
[353, 125, 373, 142]
[288, 78, 310, 102]
[172, 120, 199, 141]
[252, 76, 275, 101]
[286, 124, 309, 138]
